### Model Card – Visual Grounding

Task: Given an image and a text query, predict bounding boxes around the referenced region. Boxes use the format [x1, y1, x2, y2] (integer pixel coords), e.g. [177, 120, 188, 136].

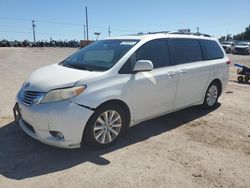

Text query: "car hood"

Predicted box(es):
[222, 44, 231, 47]
[23, 64, 101, 92]
[235, 45, 249, 48]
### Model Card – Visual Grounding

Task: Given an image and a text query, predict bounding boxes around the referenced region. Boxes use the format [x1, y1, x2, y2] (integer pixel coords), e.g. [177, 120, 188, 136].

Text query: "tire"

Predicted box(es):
[237, 76, 243, 82]
[82, 103, 127, 148]
[244, 75, 249, 82]
[202, 82, 220, 109]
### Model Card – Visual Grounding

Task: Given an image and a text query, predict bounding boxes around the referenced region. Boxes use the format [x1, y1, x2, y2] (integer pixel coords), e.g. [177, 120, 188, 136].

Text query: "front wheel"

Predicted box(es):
[202, 82, 220, 109]
[83, 103, 127, 147]
[238, 76, 243, 82]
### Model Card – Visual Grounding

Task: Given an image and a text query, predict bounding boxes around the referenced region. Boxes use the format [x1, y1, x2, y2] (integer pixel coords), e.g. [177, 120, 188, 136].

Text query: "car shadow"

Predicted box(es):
[0, 104, 220, 180]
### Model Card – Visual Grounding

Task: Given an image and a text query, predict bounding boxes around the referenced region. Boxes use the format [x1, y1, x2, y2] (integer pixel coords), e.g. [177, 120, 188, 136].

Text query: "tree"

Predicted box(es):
[233, 25, 250, 40]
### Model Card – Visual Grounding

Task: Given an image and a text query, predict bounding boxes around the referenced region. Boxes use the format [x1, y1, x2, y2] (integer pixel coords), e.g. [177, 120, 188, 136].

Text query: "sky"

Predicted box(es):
[0, 0, 250, 41]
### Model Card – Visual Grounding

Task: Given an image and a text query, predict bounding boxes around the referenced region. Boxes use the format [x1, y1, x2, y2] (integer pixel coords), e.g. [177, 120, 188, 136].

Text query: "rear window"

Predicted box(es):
[172, 39, 203, 64]
[201, 40, 224, 60]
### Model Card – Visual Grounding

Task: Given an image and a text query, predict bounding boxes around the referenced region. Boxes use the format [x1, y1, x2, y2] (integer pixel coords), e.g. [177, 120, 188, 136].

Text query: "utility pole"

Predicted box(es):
[85, 6, 89, 41]
[32, 20, 36, 42]
[108, 26, 111, 37]
[196, 26, 200, 33]
[83, 25, 86, 40]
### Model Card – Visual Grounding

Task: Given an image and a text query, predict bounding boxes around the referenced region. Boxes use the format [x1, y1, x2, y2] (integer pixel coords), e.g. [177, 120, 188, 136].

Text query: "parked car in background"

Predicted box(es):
[0, 39, 9, 47]
[0, 39, 80, 48]
[232, 41, 250, 55]
[220, 41, 235, 53]
[14, 32, 230, 148]
[22, 40, 30, 47]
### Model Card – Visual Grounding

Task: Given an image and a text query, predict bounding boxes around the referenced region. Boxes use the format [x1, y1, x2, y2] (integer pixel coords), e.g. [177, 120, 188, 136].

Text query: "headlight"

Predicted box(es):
[41, 86, 86, 103]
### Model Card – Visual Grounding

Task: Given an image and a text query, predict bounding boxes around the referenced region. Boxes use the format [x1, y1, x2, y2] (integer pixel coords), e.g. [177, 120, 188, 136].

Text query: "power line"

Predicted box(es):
[0, 16, 83, 26]
[0, 16, 31, 22]
[37, 20, 83, 26]
[0, 16, 138, 33]
[0, 30, 85, 37]
[0, 30, 31, 34]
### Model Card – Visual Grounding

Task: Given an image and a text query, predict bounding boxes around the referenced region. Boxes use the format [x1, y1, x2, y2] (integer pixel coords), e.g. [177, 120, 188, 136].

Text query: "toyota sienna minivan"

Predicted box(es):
[13, 32, 230, 148]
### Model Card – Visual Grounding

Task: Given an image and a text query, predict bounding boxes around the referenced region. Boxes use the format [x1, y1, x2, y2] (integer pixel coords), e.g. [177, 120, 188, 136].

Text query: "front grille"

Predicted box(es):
[23, 120, 36, 133]
[19, 90, 45, 105]
[235, 48, 248, 52]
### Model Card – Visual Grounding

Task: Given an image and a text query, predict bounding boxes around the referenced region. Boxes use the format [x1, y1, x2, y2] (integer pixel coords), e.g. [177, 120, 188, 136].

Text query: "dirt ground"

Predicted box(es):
[0, 48, 249, 188]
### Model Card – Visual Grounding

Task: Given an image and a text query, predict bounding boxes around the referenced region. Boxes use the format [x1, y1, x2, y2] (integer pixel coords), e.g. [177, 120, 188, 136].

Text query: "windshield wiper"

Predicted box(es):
[63, 62, 93, 71]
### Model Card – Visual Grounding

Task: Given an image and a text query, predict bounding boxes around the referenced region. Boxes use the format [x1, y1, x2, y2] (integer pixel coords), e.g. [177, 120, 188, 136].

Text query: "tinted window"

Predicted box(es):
[135, 39, 171, 68]
[201, 40, 224, 60]
[172, 39, 203, 64]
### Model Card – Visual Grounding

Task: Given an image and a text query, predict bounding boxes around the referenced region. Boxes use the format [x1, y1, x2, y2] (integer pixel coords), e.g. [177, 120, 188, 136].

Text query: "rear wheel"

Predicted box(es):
[244, 75, 249, 82]
[83, 103, 127, 147]
[202, 82, 219, 109]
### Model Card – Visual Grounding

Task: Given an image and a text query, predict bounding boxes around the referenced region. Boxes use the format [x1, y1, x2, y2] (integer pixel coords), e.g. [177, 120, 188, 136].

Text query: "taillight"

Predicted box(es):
[226, 60, 231, 65]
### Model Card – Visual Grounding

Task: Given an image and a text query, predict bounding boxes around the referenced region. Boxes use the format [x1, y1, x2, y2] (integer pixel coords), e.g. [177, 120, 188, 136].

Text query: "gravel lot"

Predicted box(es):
[0, 48, 250, 188]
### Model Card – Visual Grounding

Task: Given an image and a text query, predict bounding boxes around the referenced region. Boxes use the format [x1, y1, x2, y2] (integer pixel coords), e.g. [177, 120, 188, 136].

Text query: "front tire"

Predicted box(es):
[83, 103, 127, 148]
[238, 76, 243, 82]
[202, 82, 220, 109]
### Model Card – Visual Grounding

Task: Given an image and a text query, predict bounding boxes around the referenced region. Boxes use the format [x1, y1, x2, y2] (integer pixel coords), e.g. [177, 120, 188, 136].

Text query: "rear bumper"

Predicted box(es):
[15, 100, 94, 149]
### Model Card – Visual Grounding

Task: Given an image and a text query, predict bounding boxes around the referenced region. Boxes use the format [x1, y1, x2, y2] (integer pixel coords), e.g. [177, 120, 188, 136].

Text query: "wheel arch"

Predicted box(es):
[210, 78, 222, 96]
[95, 99, 131, 127]
[81, 99, 132, 146]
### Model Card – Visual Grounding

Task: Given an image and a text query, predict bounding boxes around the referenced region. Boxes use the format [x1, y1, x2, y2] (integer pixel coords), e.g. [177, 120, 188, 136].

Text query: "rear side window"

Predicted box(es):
[135, 39, 171, 68]
[172, 39, 203, 64]
[201, 40, 224, 60]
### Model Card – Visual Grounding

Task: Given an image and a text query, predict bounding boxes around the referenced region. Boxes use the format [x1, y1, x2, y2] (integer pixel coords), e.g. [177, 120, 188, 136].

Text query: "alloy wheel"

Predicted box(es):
[93, 110, 122, 144]
[206, 85, 218, 107]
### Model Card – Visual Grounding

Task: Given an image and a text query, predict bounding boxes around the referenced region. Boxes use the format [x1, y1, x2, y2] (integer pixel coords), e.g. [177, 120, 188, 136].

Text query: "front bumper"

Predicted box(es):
[14, 100, 94, 148]
[233, 48, 250, 55]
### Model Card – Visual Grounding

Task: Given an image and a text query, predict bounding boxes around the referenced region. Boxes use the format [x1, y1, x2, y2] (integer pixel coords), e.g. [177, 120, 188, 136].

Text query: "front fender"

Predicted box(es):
[70, 88, 123, 109]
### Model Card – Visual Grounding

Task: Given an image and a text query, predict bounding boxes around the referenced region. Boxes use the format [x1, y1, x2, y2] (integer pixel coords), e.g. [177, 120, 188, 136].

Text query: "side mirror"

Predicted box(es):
[133, 60, 153, 72]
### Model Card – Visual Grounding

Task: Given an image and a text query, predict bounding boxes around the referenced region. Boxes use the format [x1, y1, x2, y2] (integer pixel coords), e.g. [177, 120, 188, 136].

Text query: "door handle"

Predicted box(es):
[178, 69, 187, 75]
[166, 71, 177, 78]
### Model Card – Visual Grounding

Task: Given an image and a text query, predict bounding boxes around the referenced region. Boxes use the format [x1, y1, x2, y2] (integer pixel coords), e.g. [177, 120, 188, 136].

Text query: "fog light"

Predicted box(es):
[49, 131, 64, 139]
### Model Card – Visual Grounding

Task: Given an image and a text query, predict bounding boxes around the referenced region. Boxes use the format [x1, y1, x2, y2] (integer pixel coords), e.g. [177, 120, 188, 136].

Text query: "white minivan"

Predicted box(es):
[13, 32, 230, 148]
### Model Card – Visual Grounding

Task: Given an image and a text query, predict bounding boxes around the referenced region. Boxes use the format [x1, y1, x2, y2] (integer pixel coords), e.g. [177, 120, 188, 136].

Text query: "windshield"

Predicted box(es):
[236, 42, 249, 46]
[62, 39, 139, 71]
[222, 41, 233, 45]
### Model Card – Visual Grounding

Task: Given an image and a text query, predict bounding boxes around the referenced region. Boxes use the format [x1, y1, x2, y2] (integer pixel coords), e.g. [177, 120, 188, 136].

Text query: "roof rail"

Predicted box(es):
[147, 31, 169, 34]
[168, 31, 211, 37]
[128, 31, 211, 37]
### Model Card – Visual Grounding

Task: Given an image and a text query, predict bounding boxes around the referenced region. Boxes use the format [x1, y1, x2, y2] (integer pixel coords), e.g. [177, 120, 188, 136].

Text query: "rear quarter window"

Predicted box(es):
[201, 40, 224, 60]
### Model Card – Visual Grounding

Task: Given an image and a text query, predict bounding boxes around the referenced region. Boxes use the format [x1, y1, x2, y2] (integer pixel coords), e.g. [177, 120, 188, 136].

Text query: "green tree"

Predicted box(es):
[244, 25, 250, 40]
[233, 25, 250, 40]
